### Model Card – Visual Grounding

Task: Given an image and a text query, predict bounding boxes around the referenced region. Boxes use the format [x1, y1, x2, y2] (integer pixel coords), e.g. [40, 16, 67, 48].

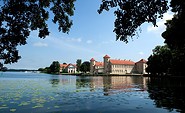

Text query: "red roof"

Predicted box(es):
[66, 63, 76, 68]
[60, 63, 76, 68]
[110, 59, 135, 65]
[95, 62, 104, 66]
[90, 58, 95, 61]
[104, 55, 110, 58]
[137, 59, 147, 63]
[60, 64, 68, 68]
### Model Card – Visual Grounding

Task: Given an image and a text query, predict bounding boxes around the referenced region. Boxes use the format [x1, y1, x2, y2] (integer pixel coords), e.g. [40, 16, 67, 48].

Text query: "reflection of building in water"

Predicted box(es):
[59, 76, 76, 87]
[103, 76, 148, 95]
[90, 55, 147, 75]
[90, 76, 149, 95]
[104, 76, 134, 90]
[90, 77, 104, 89]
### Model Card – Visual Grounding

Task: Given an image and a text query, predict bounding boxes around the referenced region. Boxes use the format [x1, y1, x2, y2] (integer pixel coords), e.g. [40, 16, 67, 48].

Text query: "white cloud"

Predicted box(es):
[63, 37, 82, 43]
[139, 51, 144, 55]
[147, 12, 173, 33]
[86, 40, 92, 44]
[47, 36, 102, 55]
[101, 40, 115, 45]
[33, 42, 48, 47]
[76, 38, 82, 42]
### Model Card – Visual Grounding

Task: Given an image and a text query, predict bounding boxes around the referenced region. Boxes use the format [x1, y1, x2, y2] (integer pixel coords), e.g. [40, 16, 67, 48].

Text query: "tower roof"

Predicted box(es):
[90, 58, 95, 61]
[103, 54, 110, 58]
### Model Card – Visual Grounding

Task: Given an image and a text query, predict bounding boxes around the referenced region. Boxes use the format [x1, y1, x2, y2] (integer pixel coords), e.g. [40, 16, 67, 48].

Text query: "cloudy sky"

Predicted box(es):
[4, 0, 173, 69]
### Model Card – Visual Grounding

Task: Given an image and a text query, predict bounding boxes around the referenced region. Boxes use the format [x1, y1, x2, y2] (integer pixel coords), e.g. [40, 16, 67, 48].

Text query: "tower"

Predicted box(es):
[90, 58, 95, 74]
[103, 55, 110, 74]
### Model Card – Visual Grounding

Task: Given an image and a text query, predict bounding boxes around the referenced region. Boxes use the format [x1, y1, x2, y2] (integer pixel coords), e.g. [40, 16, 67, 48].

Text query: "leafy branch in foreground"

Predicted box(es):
[0, 0, 75, 64]
[98, 0, 169, 43]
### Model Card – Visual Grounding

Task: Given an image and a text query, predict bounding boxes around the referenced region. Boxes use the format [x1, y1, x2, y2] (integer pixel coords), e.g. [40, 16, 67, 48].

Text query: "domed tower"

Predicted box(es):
[103, 55, 110, 74]
[90, 58, 95, 74]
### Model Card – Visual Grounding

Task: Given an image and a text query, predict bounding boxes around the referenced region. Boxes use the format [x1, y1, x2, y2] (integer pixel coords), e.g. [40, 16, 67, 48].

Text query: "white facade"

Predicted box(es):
[110, 64, 135, 74]
[60, 63, 77, 73]
[66, 64, 76, 73]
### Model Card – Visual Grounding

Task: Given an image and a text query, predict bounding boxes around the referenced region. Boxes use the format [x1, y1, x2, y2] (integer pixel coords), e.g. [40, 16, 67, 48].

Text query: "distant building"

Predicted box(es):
[90, 55, 147, 75]
[60, 63, 77, 73]
[135, 59, 148, 74]
[90, 58, 104, 74]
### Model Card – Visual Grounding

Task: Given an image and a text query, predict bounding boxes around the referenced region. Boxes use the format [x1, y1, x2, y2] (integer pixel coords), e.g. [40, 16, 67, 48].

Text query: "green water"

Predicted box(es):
[0, 72, 183, 113]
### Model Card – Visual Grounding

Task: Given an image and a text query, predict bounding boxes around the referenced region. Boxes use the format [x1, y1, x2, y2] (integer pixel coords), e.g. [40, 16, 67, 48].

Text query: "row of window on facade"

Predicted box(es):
[111, 65, 133, 68]
[111, 69, 128, 73]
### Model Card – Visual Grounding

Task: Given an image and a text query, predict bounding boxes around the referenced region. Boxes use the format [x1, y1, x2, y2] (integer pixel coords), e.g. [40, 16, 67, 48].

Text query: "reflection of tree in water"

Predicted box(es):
[147, 77, 185, 112]
[76, 76, 91, 89]
[50, 77, 60, 87]
[103, 76, 112, 96]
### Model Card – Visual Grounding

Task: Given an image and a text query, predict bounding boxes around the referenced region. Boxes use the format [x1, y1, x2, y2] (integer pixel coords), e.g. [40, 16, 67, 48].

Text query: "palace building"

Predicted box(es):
[90, 55, 147, 75]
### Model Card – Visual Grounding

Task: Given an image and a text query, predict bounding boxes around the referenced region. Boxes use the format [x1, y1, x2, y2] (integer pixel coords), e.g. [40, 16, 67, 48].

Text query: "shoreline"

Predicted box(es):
[59, 73, 185, 78]
[60, 73, 146, 76]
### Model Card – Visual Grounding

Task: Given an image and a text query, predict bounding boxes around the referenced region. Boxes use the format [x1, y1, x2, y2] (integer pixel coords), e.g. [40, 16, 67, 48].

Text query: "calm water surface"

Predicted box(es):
[0, 72, 184, 113]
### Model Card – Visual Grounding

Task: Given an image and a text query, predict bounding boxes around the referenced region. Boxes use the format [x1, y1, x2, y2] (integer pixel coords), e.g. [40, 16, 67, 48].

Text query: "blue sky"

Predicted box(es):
[4, 0, 173, 69]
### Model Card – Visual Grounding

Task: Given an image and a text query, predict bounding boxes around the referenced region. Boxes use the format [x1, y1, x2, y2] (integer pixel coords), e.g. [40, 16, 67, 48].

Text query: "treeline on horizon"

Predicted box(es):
[0, 68, 38, 72]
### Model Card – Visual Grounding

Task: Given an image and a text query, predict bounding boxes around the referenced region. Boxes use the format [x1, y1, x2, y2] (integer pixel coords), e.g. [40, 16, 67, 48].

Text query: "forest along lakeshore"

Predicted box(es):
[0, 72, 184, 113]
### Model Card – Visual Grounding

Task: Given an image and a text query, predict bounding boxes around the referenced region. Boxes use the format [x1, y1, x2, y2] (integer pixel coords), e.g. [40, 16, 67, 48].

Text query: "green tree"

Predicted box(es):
[0, 0, 75, 65]
[49, 61, 60, 74]
[80, 61, 90, 73]
[2, 0, 185, 76]
[146, 45, 172, 75]
[45, 67, 51, 74]
[161, 4, 185, 75]
[76, 59, 82, 72]
[98, 0, 169, 43]
[38, 68, 44, 72]
[99, 0, 185, 75]
[0, 0, 171, 65]
[0, 63, 3, 70]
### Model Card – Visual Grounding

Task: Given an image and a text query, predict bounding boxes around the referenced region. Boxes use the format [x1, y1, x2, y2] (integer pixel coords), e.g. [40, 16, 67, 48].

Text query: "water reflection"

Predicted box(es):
[102, 76, 149, 96]
[76, 76, 91, 89]
[147, 77, 185, 113]
[1, 72, 183, 113]
[49, 75, 77, 92]
[76, 76, 149, 96]
[49, 75, 185, 112]
[50, 76, 60, 87]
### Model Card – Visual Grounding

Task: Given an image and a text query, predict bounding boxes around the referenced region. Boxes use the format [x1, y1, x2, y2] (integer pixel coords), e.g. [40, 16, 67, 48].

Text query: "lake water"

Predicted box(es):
[0, 72, 184, 113]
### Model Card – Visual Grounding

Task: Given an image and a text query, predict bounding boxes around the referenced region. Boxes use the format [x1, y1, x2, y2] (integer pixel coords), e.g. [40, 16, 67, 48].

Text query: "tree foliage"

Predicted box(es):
[146, 45, 172, 75]
[1, 0, 185, 76]
[0, 0, 75, 64]
[98, 0, 169, 43]
[0, 62, 3, 70]
[49, 61, 60, 74]
[80, 61, 90, 73]
[76, 59, 82, 72]
[161, 0, 185, 75]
